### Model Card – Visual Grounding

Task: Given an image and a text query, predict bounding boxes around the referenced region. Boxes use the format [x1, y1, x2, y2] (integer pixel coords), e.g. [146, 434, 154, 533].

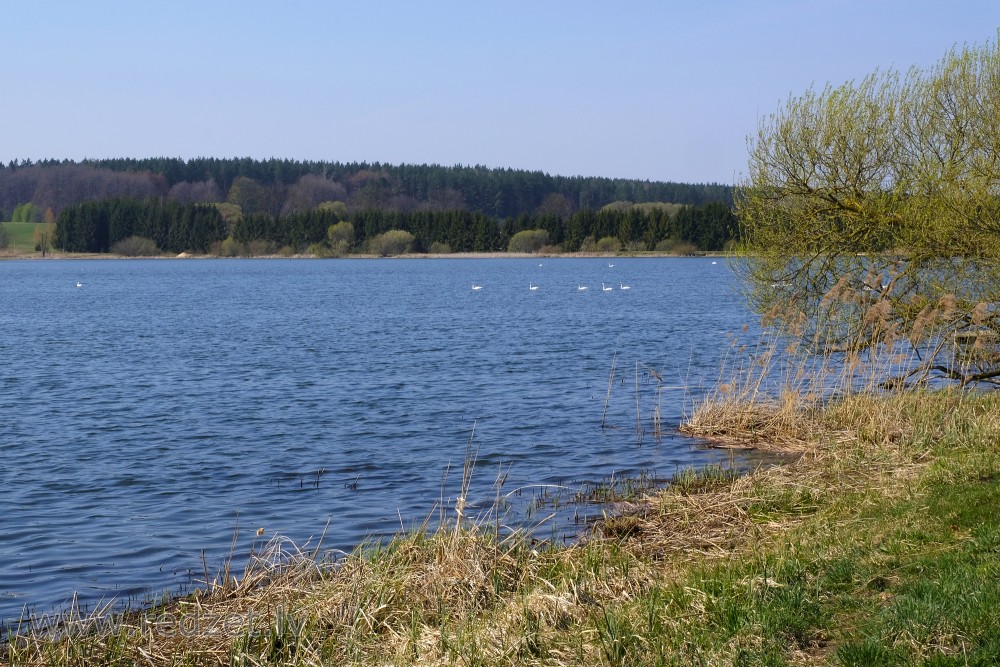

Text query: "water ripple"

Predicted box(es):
[0, 257, 757, 626]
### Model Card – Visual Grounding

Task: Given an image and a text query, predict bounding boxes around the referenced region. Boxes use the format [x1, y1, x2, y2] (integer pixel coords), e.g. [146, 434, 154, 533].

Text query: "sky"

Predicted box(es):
[3, 1, 999, 185]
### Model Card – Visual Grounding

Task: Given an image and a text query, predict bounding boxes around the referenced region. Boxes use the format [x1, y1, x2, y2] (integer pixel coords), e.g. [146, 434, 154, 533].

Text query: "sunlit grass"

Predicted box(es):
[0, 222, 41, 253]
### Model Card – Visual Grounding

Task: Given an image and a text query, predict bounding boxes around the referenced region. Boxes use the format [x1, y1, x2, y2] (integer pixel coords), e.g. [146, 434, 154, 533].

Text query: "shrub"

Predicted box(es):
[369, 229, 415, 256]
[655, 238, 698, 254]
[329, 240, 351, 256]
[310, 242, 338, 258]
[327, 221, 354, 251]
[247, 239, 279, 257]
[507, 229, 549, 253]
[595, 236, 622, 253]
[216, 237, 243, 257]
[428, 241, 452, 254]
[111, 235, 160, 257]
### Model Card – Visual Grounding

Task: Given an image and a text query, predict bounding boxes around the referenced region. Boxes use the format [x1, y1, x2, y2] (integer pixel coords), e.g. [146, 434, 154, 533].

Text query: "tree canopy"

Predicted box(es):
[737, 32, 1000, 385]
[1, 158, 732, 221]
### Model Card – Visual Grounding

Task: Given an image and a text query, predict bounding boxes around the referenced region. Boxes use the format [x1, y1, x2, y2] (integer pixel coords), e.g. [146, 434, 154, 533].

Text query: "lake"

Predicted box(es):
[0, 256, 761, 628]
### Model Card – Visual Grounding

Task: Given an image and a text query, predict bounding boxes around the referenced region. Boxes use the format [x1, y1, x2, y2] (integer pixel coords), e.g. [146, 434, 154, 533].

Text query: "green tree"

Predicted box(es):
[317, 200, 348, 219]
[737, 33, 1000, 384]
[12, 202, 39, 222]
[564, 209, 595, 252]
[327, 220, 355, 254]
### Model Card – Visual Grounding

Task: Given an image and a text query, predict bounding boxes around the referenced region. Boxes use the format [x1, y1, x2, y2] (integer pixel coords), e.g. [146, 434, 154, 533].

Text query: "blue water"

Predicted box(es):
[0, 256, 758, 627]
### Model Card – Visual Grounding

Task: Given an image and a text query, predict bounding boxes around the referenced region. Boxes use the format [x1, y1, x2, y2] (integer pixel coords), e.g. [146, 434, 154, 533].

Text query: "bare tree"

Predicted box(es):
[535, 192, 574, 218]
[281, 174, 347, 214]
[167, 179, 224, 204]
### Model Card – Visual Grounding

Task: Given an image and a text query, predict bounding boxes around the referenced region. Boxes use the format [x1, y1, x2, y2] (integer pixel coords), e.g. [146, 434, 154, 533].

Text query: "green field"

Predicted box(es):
[1, 222, 53, 253]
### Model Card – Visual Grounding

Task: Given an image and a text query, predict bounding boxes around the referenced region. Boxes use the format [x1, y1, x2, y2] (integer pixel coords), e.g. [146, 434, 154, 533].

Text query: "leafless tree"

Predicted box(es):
[281, 174, 347, 214]
[167, 179, 224, 204]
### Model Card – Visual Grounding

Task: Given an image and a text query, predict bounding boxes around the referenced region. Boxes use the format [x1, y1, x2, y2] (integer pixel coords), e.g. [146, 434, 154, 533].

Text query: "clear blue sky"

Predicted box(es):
[3, 1, 998, 184]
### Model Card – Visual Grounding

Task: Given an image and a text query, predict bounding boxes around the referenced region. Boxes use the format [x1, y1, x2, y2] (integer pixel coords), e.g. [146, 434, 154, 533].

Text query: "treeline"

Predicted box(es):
[353, 202, 736, 252]
[1, 158, 732, 221]
[54, 198, 737, 254]
[56, 199, 227, 253]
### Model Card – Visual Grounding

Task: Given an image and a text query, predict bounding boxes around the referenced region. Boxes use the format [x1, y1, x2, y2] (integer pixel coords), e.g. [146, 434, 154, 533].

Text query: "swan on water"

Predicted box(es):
[619, 283, 631, 290]
[577, 285, 588, 291]
[471, 283, 482, 290]
[602, 283, 613, 291]
[529, 283, 539, 291]
[76, 281, 83, 288]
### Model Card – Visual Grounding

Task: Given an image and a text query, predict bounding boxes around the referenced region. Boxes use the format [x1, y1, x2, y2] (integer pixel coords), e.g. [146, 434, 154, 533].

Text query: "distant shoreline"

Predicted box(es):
[0, 250, 731, 261]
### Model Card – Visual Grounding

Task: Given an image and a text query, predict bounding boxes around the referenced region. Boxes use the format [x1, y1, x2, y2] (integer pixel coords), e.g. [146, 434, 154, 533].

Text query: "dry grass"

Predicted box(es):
[677, 311, 960, 452]
[598, 387, 945, 561]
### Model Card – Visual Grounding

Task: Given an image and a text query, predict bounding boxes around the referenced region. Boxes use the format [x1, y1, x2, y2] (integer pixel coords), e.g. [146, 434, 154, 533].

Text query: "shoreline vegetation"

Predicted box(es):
[0, 248, 733, 261]
[4, 382, 999, 664]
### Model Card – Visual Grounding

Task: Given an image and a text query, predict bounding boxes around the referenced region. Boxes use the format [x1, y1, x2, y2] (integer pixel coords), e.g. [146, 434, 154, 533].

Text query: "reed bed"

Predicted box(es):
[679, 317, 954, 452]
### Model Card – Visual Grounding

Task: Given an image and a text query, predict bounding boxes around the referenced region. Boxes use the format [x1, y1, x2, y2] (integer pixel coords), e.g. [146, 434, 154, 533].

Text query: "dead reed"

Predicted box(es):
[677, 280, 984, 451]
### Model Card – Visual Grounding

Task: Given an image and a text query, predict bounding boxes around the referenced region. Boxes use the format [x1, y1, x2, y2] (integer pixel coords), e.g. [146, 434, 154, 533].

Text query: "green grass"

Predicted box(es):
[4, 390, 1000, 665]
[1, 222, 50, 253]
[828, 454, 1000, 665]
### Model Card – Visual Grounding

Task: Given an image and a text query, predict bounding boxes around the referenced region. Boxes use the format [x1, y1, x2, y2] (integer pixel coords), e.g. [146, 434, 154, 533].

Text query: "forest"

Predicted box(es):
[52, 197, 736, 255]
[0, 158, 737, 255]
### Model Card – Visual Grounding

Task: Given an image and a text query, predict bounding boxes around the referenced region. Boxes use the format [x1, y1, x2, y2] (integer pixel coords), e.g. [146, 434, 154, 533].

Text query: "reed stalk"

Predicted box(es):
[601, 349, 617, 429]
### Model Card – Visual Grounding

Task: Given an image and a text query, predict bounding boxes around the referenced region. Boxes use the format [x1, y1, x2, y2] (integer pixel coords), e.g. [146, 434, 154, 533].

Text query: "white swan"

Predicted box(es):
[76, 281, 83, 288]
[602, 283, 613, 291]
[619, 283, 631, 290]
[577, 285, 588, 291]
[471, 283, 482, 290]
[529, 283, 539, 291]
[608, 263, 615, 268]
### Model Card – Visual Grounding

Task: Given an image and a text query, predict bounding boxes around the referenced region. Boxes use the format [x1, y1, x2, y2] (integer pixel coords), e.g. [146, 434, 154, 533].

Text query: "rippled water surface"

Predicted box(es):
[1, 257, 759, 626]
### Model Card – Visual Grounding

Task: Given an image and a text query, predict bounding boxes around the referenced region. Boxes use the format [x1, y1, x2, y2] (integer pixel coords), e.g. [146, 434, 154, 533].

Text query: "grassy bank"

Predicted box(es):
[4, 388, 999, 665]
[0, 223, 42, 254]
